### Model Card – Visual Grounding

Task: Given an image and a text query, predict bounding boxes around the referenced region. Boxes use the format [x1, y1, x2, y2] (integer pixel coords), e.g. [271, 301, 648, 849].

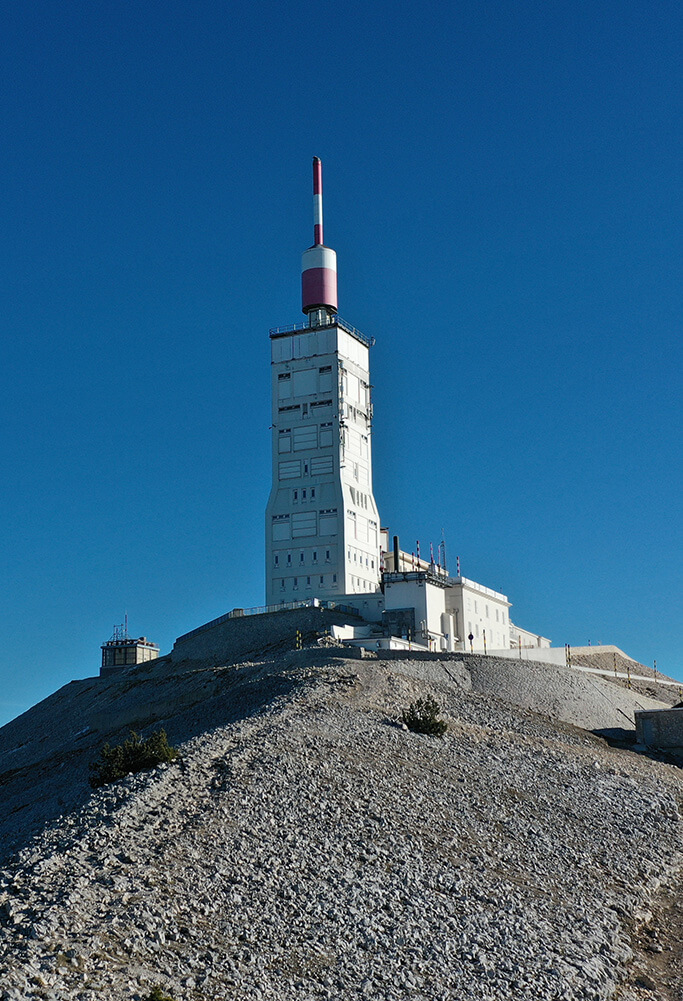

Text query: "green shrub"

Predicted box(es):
[146, 987, 177, 1001]
[89, 729, 178, 788]
[401, 696, 447, 736]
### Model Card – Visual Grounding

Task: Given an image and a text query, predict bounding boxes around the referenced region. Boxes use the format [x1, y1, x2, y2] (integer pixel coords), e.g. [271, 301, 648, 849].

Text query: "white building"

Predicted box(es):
[445, 577, 511, 653]
[265, 159, 381, 605]
[264, 159, 549, 654]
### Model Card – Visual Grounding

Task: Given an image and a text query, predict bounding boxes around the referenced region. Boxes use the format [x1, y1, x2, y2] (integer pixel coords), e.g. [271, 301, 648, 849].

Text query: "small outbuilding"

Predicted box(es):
[635, 707, 683, 749]
[100, 622, 159, 676]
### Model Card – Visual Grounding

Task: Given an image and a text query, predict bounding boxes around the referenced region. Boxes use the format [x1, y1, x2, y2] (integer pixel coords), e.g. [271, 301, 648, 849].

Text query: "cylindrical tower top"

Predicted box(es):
[302, 156, 338, 316]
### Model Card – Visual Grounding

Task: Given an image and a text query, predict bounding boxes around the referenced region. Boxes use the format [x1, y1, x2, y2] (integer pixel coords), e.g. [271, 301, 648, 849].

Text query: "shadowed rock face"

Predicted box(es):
[0, 648, 681, 1000]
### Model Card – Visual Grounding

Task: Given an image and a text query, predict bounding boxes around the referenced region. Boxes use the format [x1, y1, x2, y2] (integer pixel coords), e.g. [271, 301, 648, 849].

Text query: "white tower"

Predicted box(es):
[265, 158, 381, 606]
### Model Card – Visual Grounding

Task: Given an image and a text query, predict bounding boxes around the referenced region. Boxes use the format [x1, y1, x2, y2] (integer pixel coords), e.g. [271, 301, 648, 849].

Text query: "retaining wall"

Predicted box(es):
[170, 605, 363, 665]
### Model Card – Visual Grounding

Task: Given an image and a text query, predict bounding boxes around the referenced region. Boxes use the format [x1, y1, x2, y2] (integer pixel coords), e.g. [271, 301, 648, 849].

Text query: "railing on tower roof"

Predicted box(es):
[269, 315, 375, 348]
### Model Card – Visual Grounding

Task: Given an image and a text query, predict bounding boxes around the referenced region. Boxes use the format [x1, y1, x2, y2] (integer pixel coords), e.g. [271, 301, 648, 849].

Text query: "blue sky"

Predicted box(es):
[1, 1, 681, 726]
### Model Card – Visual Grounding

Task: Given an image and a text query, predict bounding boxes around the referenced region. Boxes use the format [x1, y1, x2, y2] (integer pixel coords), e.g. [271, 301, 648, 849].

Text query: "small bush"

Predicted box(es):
[89, 729, 178, 788]
[146, 987, 177, 1001]
[401, 696, 447, 736]
[145, 984, 177, 1001]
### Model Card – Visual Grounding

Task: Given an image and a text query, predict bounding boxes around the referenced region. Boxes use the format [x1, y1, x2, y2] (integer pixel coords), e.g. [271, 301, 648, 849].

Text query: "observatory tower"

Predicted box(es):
[265, 158, 381, 605]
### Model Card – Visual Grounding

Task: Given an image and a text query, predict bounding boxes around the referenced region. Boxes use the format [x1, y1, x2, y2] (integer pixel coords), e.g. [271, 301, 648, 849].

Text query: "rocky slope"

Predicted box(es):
[0, 649, 681, 1000]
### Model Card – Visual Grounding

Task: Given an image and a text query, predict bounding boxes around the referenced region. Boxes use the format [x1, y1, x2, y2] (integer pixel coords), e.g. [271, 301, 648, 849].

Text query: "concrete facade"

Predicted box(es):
[444, 577, 511, 653]
[265, 319, 381, 606]
[383, 571, 454, 650]
[509, 623, 552, 650]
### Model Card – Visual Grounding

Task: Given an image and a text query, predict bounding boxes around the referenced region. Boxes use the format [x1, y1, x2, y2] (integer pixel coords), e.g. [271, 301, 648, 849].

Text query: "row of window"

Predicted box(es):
[292, 487, 315, 503]
[467, 599, 507, 623]
[280, 574, 338, 590]
[467, 622, 507, 646]
[348, 486, 371, 509]
[346, 547, 376, 570]
[278, 400, 333, 416]
[274, 547, 334, 568]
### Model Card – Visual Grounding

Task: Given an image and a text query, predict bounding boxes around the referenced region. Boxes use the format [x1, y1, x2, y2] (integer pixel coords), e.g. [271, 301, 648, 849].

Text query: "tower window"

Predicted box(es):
[293, 577, 298, 589]
[319, 575, 324, 585]
[300, 552, 305, 564]
[274, 555, 279, 566]
[312, 551, 318, 562]
[287, 554, 292, 565]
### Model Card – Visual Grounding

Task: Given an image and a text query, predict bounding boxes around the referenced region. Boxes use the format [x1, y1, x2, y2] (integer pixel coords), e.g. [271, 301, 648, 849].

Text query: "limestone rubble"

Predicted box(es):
[0, 651, 681, 1000]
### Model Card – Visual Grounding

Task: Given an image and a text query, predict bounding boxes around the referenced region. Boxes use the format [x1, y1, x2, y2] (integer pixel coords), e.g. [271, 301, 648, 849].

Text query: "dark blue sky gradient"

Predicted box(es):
[1, 1, 681, 724]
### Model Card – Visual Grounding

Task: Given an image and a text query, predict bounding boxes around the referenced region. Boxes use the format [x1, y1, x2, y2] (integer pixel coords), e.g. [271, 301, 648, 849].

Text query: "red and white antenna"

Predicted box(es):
[301, 156, 338, 318]
[313, 156, 324, 245]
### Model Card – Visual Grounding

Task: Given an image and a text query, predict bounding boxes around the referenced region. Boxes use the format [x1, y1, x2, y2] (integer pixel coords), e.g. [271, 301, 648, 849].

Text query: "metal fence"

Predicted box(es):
[269, 315, 374, 348]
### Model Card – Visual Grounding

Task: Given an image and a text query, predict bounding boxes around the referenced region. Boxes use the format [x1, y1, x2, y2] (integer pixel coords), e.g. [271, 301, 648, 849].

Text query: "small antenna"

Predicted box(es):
[313, 156, 323, 246]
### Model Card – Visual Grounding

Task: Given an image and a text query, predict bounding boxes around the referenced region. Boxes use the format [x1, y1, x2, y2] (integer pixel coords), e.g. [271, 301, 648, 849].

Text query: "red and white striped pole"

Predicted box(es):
[313, 156, 324, 246]
[301, 157, 338, 316]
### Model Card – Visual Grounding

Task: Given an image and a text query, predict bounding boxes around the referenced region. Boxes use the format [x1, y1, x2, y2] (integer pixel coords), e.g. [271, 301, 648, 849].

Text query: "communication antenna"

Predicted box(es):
[111, 614, 130, 642]
[301, 156, 338, 321]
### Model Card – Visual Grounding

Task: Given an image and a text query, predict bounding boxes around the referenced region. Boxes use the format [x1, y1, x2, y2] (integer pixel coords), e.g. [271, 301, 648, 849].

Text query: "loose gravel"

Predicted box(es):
[0, 651, 681, 1000]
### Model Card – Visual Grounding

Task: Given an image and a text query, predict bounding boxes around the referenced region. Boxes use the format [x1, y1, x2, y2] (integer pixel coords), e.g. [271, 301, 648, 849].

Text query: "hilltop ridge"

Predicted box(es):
[0, 648, 681, 999]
